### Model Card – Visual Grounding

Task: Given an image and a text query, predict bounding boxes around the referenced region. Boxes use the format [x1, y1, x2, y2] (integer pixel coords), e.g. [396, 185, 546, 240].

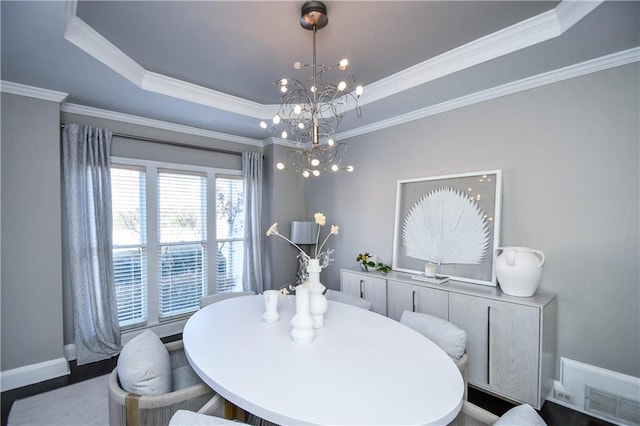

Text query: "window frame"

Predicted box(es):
[112, 156, 242, 330]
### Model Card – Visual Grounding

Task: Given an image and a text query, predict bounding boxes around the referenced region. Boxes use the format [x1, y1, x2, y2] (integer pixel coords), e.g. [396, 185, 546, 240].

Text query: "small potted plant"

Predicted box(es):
[356, 252, 391, 273]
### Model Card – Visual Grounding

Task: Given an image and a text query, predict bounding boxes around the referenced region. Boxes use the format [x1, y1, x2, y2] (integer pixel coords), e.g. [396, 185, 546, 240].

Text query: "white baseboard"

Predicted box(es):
[0, 357, 69, 392]
[548, 358, 640, 426]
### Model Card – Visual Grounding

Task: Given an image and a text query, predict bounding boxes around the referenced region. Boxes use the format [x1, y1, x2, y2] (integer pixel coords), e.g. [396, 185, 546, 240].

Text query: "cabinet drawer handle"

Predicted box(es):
[487, 306, 491, 384]
[412, 291, 417, 312]
[359, 280, 364, 298]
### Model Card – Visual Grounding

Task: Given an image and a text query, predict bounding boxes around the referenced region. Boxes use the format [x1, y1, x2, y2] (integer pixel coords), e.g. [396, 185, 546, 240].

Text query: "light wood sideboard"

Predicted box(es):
[340, 268, 557, 410]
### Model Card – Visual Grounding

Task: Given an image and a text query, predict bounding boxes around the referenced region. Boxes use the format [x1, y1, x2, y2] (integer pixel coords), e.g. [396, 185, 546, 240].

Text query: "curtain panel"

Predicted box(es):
[62, 123, 121, 365]
[242, 152, 264, 293]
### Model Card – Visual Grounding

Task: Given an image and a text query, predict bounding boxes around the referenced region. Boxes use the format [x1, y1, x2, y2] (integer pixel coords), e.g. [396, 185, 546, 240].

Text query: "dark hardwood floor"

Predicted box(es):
[468, 387, 615, 426]
[2, 336, 615, 426]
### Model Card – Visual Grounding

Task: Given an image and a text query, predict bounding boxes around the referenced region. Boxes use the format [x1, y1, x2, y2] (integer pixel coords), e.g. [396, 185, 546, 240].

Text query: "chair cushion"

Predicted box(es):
[495, 404, 547, 425]
[400, 311, 467, 361]
[117, 330, 172, 395]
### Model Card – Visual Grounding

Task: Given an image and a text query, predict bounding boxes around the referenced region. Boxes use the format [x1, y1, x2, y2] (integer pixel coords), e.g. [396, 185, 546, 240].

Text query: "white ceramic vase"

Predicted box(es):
[262, 290, 280, 324]
[290, 285, 315, 344]
[495, 247, 545, 297]
[306, 259, 327, 328]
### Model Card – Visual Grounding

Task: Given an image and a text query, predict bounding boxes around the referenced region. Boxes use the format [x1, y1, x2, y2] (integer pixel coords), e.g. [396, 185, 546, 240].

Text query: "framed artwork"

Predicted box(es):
[392, 170, 502, 286]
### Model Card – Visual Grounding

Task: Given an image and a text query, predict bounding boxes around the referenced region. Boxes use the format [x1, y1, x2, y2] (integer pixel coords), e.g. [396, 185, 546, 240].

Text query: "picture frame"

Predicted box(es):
[392, 170, 502, 286]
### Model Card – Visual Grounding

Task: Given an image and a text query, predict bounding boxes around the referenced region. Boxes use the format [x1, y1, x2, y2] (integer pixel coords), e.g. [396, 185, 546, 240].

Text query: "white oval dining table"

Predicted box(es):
[183, 294, 463, 426]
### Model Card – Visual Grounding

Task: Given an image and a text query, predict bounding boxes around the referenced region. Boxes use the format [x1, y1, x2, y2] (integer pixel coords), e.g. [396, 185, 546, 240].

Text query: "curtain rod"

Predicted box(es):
[60, 124, 244, 156]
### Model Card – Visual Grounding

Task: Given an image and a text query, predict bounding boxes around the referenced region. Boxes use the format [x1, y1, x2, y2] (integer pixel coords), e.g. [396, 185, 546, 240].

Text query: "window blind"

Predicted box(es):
[157, 171, 207, 317]
[215, 176, 244, 293]
[111, 167, 147, 327]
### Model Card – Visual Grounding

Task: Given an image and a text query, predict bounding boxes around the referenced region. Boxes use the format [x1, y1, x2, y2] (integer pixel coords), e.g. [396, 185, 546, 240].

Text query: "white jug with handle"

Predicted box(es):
[495, 247, 545, 297]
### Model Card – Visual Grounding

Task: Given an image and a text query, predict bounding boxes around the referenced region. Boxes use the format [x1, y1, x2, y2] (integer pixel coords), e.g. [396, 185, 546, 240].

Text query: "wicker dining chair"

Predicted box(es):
[449, 401, 546, 426]
[108, 332, 215, 426]
[400, 310, 469, 400]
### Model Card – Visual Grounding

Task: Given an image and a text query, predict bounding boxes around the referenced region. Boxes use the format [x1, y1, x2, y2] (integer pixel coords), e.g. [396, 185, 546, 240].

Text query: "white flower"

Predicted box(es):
[331, 225, 339, 235]
[314, 212, 326, 226]
[266, 223, 278, 236]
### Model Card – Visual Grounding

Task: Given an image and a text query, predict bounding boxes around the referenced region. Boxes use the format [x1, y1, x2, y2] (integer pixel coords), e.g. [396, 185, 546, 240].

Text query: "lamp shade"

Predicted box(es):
[290, 221, 316, 244]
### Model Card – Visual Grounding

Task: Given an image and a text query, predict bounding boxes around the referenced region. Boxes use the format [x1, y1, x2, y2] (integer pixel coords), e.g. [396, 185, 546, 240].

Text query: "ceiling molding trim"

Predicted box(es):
[64, 16, 146, 86]
[0, 80, 68, 103]
[555, 0, 603, 33]
[142, 71, 270, 118]
[338, 47, 639, 141]
[360, 0, 603, 108]
[61, 103, 264, 147]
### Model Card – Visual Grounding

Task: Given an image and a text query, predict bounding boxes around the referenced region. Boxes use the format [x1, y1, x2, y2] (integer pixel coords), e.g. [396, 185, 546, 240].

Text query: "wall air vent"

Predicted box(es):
[585, 385, 640, 426]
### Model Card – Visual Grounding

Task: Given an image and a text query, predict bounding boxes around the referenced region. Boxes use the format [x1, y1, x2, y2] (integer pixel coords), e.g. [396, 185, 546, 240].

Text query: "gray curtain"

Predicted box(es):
[242, 152, 264, 293]
[62, 123, 121, 365]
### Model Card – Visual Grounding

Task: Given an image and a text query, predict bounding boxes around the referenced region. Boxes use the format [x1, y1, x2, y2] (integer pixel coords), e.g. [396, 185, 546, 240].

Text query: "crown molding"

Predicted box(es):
[0, 80, 68, 102]
[361, 0, 602, 108]
[64, 16, 146, 86]
[63, 0, 601, 120]
[338, 47, 640, 141]
[61, 103, 263, 147]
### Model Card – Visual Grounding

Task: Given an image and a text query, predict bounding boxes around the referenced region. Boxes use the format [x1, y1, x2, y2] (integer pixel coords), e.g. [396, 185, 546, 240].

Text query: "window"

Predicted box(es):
[216, 176, 244, 292]
[111, 167, 147, 327]
[111, 159, 243, 328]
[158, 170, 207, 318]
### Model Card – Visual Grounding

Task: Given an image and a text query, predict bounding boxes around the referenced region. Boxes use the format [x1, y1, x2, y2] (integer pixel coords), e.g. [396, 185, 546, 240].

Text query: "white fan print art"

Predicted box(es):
[402, 187, 490, 265]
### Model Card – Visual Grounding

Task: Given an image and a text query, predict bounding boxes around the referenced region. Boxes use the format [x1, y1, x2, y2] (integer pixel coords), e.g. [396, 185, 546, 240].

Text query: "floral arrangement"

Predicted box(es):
[267, 212, 339, 286]
[356, 252, 392, 273]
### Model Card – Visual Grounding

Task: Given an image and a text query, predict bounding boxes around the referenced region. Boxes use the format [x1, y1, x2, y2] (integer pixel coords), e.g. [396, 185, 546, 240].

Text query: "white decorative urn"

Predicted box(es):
[306, 259, 328, 328]
[495, 247, 545, 297]
[290, 285, 315, 344]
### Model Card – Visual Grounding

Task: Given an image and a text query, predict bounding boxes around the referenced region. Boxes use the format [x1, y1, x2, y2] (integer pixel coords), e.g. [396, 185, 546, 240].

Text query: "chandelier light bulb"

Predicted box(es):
[312, 170, 320, 177]
[311, 85, 317, 93]
[331, 164, 339, 172]
[337, 81, 347, 91]
[260, 121, 268, 129]
[339, 58, 349, 70]
[281, 130, 288, 139]
[347, 165, 354, 172]
[280, 78, 288, 86]
[293, 104, 302, 114]
[273, 114, 281, 124]
[311, 158, 320, 167]
[298, 123, 304, 129]
[280, 85, 288, 93]
[356, 85, 364, 96]
[302, 170, 310, 178]
[327, 138, 335, 146]
[276, 162, 285, 170]
[294, 61, 302, 70]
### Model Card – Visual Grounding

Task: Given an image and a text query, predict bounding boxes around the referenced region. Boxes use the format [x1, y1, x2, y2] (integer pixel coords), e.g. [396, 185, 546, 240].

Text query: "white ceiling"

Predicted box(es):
[1, 1, 639, 144]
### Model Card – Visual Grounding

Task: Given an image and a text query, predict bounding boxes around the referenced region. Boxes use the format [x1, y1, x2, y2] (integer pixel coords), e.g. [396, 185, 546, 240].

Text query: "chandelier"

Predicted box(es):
[260, 1, 363, 177]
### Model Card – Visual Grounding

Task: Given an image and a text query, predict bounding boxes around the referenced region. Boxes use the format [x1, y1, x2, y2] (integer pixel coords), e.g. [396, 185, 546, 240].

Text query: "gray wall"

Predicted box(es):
[308, 63, 640, 377]
[1, 93, 65, 370]
[263, 143, 310, 291]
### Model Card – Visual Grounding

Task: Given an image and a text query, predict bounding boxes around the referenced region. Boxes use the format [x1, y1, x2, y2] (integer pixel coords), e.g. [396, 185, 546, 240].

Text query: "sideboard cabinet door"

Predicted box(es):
[449, 293, 540, 407]
[387, 280, 448, 321]
[340, 270, 387, 315]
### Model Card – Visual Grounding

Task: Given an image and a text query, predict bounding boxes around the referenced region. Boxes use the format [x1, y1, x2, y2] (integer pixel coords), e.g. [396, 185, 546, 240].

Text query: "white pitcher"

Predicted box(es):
[495, 247, 545, 297]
